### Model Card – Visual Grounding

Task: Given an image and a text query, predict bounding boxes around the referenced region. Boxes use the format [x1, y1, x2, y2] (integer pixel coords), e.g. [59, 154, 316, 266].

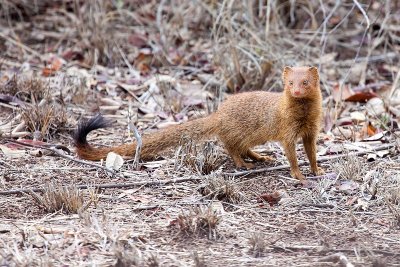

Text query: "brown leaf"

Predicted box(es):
[258, 191, 282, 206]
[345, 92, 378, 102]
[332, 83, 354, 102]
[128, 33, 148, 48]
[62, 50, 84, 61]
[42, 57, 63, 77]
[134, 52, 154, 74]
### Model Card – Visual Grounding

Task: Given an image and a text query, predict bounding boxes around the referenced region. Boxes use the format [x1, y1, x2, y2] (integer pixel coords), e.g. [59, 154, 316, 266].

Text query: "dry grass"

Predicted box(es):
[175, 139, 224, 175]
[333, 151, 365, 181]
[248, 232, 266, 258]
[21, 101, 67, 140]
[192, 251, 207, 267]
[114, 246, 143, 267]
[27, 183, 96, 214]
[0, 75, 48, 101]
[199, 174, 243, 203]
[172, 205, 220, 239]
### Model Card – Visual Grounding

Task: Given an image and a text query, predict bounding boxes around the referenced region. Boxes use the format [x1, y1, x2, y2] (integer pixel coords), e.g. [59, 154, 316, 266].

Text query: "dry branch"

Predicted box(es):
[0, 177, 201, 195]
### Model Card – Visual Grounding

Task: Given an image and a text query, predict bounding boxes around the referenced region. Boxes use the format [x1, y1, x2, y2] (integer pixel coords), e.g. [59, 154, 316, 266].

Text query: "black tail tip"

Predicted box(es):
[73, 114, 111, 146]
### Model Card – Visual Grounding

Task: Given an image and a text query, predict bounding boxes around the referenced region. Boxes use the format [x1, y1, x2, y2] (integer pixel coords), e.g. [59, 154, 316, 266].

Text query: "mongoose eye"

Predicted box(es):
[289, 81, 293, 86]
[303, 80, 308, 86]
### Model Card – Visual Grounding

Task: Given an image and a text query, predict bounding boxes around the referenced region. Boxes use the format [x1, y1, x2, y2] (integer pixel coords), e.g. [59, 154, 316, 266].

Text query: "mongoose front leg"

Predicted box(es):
[282, 141, 305, 180]
[302, 135, 324, 175]
[246, 150, 274, 162]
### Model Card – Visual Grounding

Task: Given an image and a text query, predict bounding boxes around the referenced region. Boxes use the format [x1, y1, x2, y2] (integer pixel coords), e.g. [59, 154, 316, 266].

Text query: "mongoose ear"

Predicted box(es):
[282, 66, 292, 81]
[308, 66, 319, 77]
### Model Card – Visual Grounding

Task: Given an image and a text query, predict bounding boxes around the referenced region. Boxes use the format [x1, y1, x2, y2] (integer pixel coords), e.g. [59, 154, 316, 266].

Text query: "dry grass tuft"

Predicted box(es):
[248, 232, 266, 258]
[172, 205, 220, 239]
[385, 199, 400, 227]
[175, 138, 224, 175]
[0, 75, 48, 101]
[333, 152, 365, 181]
[146, 254, 160, 267]
[192, 251, 207, 267]
[199, 174, 243, 203]
[114, 246, 143, 267]
[21, 100, 67, 140]
[27, 183, 95, 214]
[0, 75, 68, 139]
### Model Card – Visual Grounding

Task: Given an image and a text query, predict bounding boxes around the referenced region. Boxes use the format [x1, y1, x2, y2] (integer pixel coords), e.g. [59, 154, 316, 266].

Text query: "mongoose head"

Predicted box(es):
[282, 66, 320, 99]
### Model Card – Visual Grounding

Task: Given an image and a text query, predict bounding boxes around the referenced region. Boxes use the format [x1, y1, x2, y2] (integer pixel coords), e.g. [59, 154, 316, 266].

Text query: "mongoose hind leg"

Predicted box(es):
[246, 150, 274, 162]
[226, 147, 254, 169]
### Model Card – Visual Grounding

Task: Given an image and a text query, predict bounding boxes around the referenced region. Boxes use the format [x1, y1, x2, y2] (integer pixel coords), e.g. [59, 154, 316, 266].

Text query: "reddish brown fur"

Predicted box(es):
[74, 66, 324, 180]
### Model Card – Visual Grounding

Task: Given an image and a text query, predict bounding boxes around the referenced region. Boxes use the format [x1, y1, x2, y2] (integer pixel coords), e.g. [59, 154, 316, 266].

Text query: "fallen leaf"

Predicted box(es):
[142, 160, 168, 168]
[210, 201, 225, 214]
[42, 57, 64, 77]
[376, 150, 389, 158]
[258, 191, 282, 206]
[350, 111, 366, 122]
[62, 50, 84, 61]
[366, 122, 378, 137]
[354, 198, 369, 211]
[128, 33, 148, 48]
[366, 97, 385, 116]
[106, 152, 124, 170]
[332, 84, 354, 102]
[337, 180, 359, 193]
[345, 92, 378, 102]
[336, 117, 353, 126]
[0, 144, 26, 158]
[134, 52, 153, 74]
[317, 144, 344, 156]
[332, 126, 353, 139]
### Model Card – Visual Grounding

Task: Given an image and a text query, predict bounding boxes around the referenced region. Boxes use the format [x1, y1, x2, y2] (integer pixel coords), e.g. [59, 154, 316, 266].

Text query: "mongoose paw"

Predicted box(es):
[259, 155, 275, 162]
[290, 170, 305, 180]
[238, 162, 255, 170]
[312, 167, 325, 176]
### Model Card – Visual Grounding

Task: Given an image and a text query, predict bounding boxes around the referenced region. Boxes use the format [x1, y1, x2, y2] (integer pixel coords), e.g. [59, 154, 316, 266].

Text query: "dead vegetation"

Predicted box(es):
[171, 205, 220, 239]
[27, 182, 96, 214]
[1, 0, 400, 266]
[199, 174, 243, 203]
[175, 139, 224, 174]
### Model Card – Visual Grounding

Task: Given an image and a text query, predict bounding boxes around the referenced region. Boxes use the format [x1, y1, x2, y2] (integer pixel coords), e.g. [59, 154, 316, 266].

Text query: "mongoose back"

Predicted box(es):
[73, 66, 324, 180]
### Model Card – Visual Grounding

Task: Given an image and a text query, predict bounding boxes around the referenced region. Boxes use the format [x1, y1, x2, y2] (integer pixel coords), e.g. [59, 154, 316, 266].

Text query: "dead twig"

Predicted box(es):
[0, 177, 201, 195]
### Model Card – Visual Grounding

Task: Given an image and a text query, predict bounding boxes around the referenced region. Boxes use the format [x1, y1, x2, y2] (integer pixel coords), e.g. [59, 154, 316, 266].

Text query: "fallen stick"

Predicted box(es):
[0, 177, 201, 195]
[223, 143, 396, 177]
